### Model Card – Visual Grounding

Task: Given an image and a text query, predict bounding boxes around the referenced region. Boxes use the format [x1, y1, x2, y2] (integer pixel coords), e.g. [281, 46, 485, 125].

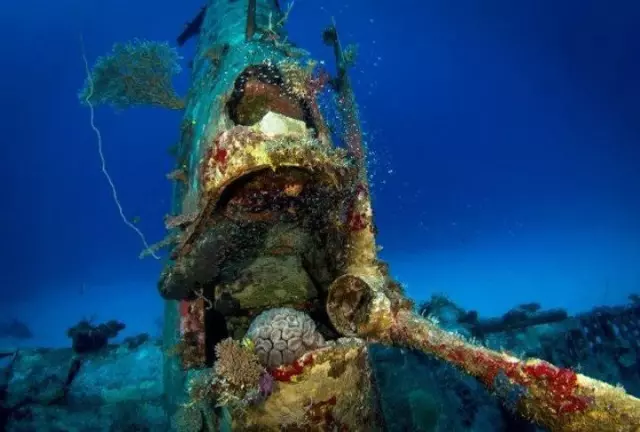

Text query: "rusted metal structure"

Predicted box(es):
[81, 0, 640, 430]
[158, 1, 385, 429]
[158, 1, 640, 430]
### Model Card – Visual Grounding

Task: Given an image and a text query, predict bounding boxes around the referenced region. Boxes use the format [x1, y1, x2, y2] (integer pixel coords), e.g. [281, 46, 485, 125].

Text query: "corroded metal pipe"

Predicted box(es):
[326, 278, 640, 432]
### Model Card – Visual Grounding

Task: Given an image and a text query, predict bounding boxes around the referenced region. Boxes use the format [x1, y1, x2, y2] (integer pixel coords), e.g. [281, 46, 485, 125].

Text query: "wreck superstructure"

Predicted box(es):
[159, 0, 384, 429]
[76, 0, 640, 430]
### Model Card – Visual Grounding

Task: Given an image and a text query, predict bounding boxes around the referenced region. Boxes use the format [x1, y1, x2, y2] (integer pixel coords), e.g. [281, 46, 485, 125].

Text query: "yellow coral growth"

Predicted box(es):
[278, 60, 314, 99]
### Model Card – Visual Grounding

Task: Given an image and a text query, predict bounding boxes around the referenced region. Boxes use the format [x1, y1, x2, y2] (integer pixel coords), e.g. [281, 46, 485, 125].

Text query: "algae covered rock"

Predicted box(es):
[4, 337, 167, 431]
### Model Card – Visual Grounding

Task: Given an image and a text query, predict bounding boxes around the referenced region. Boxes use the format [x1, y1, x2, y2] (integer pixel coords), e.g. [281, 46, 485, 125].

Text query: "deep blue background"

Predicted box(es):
[1, 0, 639, 345]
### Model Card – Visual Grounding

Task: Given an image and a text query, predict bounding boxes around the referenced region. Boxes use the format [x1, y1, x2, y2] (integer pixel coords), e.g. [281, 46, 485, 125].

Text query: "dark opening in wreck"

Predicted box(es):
[226, 64, 322, 137]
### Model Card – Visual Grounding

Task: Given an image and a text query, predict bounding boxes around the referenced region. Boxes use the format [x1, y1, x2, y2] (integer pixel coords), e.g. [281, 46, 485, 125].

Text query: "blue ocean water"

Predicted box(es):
[1, 0, 639, 354]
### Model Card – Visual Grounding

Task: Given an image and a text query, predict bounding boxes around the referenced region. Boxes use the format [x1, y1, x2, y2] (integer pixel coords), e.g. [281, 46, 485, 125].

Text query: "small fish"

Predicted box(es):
[132, 216, 141, 224]
[517, 302, 541, 313]
[241, 337, 255, 351]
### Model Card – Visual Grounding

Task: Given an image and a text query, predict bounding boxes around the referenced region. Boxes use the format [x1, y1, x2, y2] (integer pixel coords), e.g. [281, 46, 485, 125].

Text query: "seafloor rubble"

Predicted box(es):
[1, 297, 638, 431]
[1, 336, 166, 431]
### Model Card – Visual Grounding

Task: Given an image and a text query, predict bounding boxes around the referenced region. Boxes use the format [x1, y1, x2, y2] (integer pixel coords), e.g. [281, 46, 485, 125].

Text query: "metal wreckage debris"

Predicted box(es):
[81, 0, 640, 430]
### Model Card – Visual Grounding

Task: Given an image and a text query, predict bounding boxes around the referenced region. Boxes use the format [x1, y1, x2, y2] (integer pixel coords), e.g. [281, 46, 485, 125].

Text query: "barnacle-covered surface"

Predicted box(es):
[236, 341, 384, 431]
[159, 114, 354, 301]
[169, 334, 383, 431]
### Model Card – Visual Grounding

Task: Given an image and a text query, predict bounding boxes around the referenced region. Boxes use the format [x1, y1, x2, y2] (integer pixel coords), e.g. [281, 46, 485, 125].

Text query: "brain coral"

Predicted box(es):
[246, 308, 325, 368]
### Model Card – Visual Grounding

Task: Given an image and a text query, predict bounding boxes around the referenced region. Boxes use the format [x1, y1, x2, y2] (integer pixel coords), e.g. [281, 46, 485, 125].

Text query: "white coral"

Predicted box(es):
[247, 308, 325, 368]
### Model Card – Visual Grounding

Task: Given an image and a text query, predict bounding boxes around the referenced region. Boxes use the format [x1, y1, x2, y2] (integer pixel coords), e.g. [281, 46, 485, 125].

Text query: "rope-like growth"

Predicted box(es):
[80, 36, 160, 260]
